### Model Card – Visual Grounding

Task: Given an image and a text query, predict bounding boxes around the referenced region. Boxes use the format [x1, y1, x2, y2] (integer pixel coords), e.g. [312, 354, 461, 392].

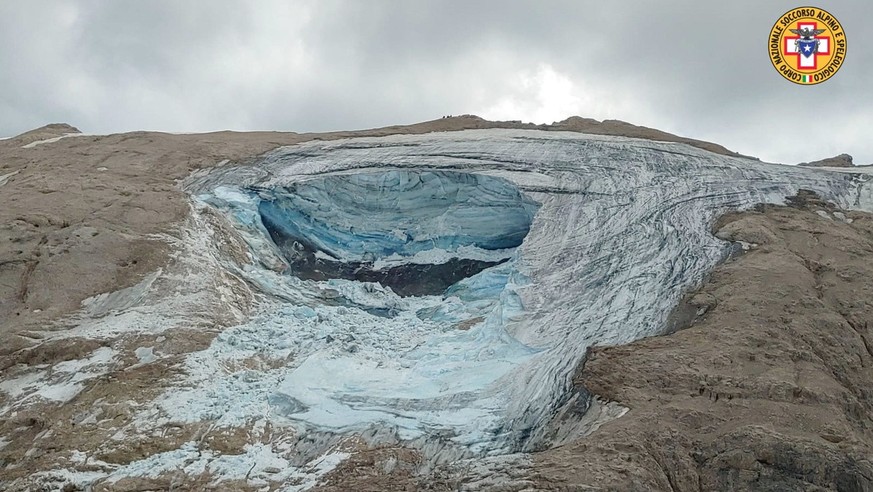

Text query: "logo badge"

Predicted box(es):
[768, 7, 847, 85]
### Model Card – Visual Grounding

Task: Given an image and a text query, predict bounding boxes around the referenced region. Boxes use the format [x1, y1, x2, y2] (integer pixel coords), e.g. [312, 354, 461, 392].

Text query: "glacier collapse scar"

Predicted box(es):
[188, 166, 545, 455]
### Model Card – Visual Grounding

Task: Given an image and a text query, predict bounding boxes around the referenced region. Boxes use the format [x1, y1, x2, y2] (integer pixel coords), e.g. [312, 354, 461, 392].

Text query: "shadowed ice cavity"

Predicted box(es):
[257, 171, 539, 296]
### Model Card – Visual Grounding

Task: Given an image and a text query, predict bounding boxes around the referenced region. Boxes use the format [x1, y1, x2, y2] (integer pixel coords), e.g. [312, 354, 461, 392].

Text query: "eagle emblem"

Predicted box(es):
[790, 27, 826, 58]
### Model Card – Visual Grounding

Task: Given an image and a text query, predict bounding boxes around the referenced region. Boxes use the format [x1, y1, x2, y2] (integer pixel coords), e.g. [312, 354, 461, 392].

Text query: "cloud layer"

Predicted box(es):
[1, 1, 870, 163]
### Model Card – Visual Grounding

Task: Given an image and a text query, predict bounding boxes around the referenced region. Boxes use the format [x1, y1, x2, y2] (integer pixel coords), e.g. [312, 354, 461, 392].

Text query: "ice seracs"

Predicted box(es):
[179, 168, 543, 455]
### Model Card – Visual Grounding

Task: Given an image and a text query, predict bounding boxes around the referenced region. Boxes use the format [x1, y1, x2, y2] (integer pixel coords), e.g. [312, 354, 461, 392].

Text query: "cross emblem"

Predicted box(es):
[784, 22, 831, 70]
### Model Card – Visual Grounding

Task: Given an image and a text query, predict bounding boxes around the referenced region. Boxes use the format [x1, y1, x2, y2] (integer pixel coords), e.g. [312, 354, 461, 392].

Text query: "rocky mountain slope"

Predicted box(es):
[1, 118, 871, 491]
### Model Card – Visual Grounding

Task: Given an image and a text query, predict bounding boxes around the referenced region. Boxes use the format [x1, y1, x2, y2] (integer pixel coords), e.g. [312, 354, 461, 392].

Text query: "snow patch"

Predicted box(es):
[134, 346, 157, 365]
[0, 370, 47, 400]
[0, 170, 19, 187]
[99, 440, 348, 490]
[21, 133, 83, 148]
[372, 245, 516, 270]
[81, 270, 161, 317]
[833, 211, 853, 223]
[30, 469, 109, 490]
[0, 347, 116, 413]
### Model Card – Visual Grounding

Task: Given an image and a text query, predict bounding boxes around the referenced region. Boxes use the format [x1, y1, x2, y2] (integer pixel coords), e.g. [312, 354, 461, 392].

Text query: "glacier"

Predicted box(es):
[171, 129, 873, 462]
[21, 127, 869, 488]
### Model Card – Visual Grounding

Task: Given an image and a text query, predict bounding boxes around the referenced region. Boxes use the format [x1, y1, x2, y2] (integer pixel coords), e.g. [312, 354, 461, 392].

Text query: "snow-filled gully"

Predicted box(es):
[11, 129, 873, 488]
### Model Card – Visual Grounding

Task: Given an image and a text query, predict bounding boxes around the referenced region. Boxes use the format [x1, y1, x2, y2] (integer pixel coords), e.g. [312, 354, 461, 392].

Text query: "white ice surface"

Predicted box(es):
[101, 440, 348, 487]
[81, 270, 161, 317]
[134, 346, 157, 364]
[28, 443, 348, 491]
[372, 245, 516, 270]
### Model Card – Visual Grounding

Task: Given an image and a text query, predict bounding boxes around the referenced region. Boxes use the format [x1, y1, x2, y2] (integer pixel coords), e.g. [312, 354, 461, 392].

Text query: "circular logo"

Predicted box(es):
[768, 6, 847, 85]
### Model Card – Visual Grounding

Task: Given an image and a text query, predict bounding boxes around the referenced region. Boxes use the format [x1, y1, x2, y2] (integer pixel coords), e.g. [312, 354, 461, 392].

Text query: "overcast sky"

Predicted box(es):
[1, 1, 870, 163]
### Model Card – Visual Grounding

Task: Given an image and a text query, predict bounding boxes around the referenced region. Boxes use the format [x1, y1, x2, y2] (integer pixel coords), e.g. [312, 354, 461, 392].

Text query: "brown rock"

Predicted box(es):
[800, 153, 854, 167]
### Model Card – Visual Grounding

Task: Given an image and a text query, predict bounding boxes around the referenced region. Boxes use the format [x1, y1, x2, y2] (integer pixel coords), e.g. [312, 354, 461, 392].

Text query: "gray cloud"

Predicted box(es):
[1, 0, 870, 163]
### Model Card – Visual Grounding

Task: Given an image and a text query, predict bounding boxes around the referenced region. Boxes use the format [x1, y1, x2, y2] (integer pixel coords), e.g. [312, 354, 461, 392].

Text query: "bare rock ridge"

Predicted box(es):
[5, 114, 749, 157]
[367, 114, 753, 159]
[800, 153, 855, 168]
[5, 123, 81, 147]
[550, 116, 752, 158]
